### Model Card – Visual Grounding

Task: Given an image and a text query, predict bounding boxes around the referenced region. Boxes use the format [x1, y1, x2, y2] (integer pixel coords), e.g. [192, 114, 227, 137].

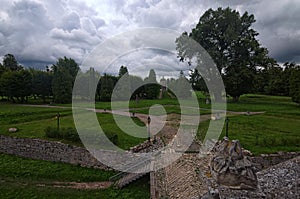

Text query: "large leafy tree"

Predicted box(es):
[130, 75, 144, 99]
[177, 7, 273, 102]
[0, 63, 6, 76]
[144, 69, 160, 99]
[0, 70, 32, 102]
[118, 65, 128, 77]
[52, 57, 79, 103]
[254, 62, 296, 96]
[31, 69, 53, 102]
[169, 71, 191, 99]
[189, 68, 208, 92]
[98, 74, 118, 101]
[289, 64, 300, 104]
[3, 54, 22, 71]
[0, 54, 31, 102]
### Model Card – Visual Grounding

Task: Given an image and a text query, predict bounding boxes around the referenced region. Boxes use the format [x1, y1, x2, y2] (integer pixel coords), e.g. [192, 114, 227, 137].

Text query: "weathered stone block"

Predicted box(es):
[210, 137, 258, 190]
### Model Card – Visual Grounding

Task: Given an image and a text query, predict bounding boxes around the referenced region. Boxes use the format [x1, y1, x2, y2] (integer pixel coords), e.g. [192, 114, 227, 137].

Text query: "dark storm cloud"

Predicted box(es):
[110, 0, 300, 63]
[0, 0, 106, 69]
[201, 0, 300, 62]
[0, 0, 299, 69]
[250, 0, 300, 62]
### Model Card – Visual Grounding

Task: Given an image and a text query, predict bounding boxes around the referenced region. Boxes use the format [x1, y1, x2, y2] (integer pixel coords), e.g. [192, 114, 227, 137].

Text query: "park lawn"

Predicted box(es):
[65, 98, 180, 110]
[198, 115, 300, 155]
[53, 91, 212, 116]
[1, 94, 300, 155]
[0, 103, 146, 150]
[0, 104, 72, 140]
[97, 113, 146, 150]
[0, 153, 116, 182]
[128, 105, 211, 115]
[197, 94, 300, 155]
[0, 153, 150, 199]
[226, 94, 300, 114]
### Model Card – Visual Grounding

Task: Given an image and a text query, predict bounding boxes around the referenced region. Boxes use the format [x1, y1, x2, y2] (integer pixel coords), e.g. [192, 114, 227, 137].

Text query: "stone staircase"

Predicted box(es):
[109, 156, 152, 188]
[110, 139, 164, 189]
[115, 172, 148, 188]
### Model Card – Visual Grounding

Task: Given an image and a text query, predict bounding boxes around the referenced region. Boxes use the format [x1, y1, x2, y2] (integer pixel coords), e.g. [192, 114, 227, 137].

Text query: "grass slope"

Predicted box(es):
[0, 153, 149, 199]
[0, 103, 146, 149]
[198, 94, 300, 155]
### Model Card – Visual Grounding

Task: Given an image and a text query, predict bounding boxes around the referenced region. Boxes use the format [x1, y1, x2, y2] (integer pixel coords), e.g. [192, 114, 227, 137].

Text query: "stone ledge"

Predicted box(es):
[0, 135, 109, 170]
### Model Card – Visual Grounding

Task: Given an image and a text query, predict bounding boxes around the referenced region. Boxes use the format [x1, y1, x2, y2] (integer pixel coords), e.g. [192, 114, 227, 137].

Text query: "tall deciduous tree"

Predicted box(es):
[0, 70, 32, 102]
[144, 69, 160, 99]
[98, 74, 118, 101]
[176, 7, 273, 102]
[0, 63, 6, 76]
[189, 68, 208, 92]
[52, 57, 79, 103]
[169, 71, 191, 99]
[31, 69, 53, 102]
[289, 64, 300, 104]
[118, 65, 128, 77]
[3, 54, 22, 71]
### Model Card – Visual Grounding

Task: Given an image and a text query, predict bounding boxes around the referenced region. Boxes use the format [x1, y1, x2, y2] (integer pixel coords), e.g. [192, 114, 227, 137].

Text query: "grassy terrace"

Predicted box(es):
[0, 102, 150, 198]
[0, 104, 146, 150]
[0, 153, 149, 199]
[198, 94, 300, 154]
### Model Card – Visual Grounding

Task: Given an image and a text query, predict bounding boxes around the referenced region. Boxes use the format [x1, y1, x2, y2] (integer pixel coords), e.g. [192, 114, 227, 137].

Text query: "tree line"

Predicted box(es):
[1, 7, 299, 104]
[0, 54, 192, 103]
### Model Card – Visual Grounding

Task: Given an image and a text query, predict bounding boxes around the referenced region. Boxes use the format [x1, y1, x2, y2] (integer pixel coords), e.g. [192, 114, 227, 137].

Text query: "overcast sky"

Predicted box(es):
[0, 0, 300, 73]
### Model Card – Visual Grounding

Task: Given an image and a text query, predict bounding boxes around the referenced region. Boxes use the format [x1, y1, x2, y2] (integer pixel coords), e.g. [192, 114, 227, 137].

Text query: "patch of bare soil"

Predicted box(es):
[36, 181, 112, 190]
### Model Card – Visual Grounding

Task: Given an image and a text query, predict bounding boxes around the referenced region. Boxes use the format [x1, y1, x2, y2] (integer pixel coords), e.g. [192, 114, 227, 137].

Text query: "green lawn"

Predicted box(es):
[1, 93, 300, 154]
[0, 153, 149, 199]
[198, 94, 300, 155]
[0, 153, 116, 182]
[0, 93, 299, 198]
[0, 103, 146, 149]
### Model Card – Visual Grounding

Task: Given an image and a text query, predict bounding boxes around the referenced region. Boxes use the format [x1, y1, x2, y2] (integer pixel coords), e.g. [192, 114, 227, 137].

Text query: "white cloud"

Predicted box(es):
[0, 0, 300, 68]
[0, 0, 106, 66]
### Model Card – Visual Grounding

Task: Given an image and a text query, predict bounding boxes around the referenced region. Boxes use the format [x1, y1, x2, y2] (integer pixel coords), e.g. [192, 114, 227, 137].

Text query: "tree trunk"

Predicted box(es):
[42, 95, 46, 103]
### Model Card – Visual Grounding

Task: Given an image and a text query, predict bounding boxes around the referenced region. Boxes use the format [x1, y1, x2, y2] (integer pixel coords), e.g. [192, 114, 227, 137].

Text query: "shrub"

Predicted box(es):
[107, 133, 118, 145]
[45, 126, 59, 138]
[44, 126, 80, 142]
[61, 127, 80, 142]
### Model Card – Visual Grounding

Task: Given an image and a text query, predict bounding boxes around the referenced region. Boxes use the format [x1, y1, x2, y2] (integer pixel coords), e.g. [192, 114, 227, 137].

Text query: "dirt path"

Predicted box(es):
[36, 181, 112, 190]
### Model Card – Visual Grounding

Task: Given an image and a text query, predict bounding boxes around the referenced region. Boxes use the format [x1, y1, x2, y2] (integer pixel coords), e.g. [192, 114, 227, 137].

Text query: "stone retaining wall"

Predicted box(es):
[0, 135, 109, 170]
[250, 151, 300, 170]
[1, 134, 298, 172]
[129, 138, 164, 153]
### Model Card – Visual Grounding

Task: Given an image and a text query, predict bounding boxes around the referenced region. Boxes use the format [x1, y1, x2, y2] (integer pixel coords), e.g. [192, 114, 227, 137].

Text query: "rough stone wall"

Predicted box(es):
[250, 151, 300, 170]
[129, 138, 164, 153]
[0, 135, 110, 170]
[153, 151, 300, 199]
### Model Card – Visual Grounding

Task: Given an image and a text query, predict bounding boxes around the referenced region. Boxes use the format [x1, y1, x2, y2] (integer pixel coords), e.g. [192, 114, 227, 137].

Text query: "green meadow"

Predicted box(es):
[198, 94, 300, 154]
[0, 153, 149, 199]
[0, 93, 299, 197]
[1, 93, 299, 154]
